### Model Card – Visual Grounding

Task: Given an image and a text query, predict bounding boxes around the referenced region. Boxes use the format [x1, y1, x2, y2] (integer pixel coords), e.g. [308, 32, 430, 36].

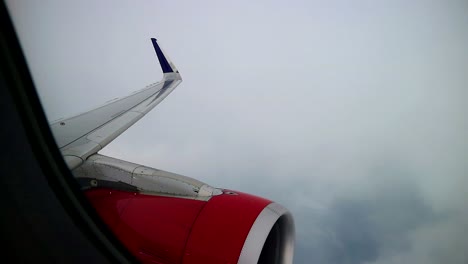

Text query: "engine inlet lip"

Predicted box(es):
[237, 202, 295, 264]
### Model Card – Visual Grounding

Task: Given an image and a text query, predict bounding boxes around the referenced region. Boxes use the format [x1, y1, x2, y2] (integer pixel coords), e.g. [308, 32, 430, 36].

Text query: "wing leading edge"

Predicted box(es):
[50, 38, 182, 170]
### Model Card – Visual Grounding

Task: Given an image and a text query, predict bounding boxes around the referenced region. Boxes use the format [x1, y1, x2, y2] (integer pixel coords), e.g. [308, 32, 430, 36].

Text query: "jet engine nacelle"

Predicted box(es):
[75, 154, 295, 264]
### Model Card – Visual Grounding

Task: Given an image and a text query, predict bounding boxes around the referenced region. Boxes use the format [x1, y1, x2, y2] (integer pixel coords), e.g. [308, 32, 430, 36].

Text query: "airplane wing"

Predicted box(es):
[42, 38, 295, 264]
[49, 38, 182, 170]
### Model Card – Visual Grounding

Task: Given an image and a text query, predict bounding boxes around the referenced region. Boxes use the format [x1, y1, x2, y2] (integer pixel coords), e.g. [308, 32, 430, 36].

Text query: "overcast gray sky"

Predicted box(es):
[6, 1, 468, 263]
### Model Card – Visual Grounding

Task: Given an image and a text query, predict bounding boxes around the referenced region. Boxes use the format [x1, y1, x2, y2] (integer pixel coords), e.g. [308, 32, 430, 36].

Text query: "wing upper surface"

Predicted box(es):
[50, 39, 181, 170]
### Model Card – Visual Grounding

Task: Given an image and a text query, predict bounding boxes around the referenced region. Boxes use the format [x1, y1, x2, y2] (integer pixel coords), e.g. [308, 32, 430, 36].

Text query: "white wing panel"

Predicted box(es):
[51, 80, 174, 148]
[50, 38, 182, 170]
[86, 111, 143, 146]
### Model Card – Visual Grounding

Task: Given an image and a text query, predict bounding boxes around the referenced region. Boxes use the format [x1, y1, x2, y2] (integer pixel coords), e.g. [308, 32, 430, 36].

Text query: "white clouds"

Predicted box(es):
[7, 0, 468, 263]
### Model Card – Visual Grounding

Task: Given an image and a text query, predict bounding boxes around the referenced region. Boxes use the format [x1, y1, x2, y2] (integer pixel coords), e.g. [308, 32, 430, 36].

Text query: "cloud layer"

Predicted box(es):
[7, 1, 468, 263]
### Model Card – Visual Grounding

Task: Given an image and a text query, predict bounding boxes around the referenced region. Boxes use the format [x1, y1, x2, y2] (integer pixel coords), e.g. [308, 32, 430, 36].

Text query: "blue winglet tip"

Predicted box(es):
[151, 38, 173, 73]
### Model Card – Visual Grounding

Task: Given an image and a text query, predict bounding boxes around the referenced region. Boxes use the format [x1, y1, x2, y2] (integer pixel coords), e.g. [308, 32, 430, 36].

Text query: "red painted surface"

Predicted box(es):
[85, 188, 205, 264]
[85, 188, 271, 264]
[182, 190, 271, 264]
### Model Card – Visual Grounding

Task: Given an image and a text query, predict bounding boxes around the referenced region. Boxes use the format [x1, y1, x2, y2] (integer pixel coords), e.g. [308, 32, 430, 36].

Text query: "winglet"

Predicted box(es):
[151, 38, 177, 73]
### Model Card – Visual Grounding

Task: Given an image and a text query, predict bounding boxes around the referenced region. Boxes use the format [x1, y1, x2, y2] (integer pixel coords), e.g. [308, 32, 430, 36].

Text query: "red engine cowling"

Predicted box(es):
[85, 188, 294, 264]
